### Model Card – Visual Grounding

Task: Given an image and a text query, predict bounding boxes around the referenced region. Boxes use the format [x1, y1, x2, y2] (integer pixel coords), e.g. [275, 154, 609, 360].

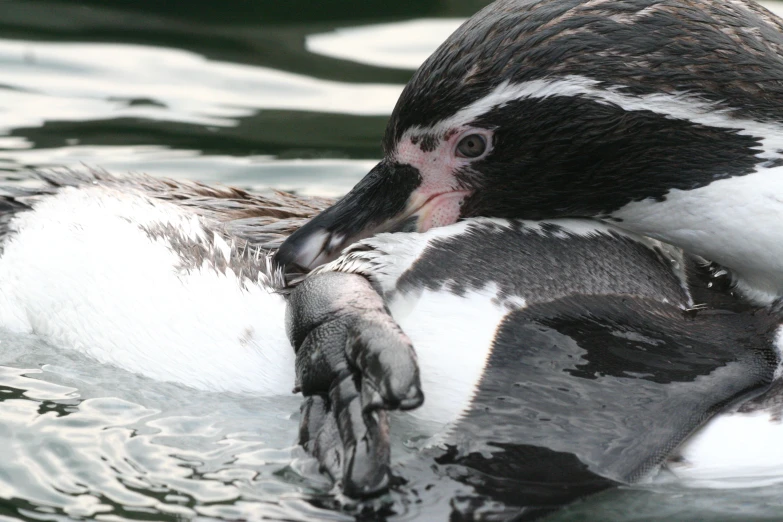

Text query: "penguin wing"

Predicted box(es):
[440, 295, 778, 513]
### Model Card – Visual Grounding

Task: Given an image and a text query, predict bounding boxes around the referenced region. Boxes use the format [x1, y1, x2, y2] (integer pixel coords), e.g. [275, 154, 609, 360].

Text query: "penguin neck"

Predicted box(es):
[609, 165, 783, 306]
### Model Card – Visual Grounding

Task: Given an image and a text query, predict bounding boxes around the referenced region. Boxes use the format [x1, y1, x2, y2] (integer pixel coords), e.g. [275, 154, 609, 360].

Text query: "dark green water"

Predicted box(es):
[4, 1, 783, 521]
[0, 0, 489, 196]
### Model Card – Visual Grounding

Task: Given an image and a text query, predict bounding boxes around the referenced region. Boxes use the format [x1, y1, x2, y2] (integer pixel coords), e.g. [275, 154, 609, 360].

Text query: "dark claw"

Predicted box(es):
[347, 320, 424, 412]
[297, 376, 392, 496]
[331, 375, 390, 496]
[286, 271, 423, 496]
[299, 395, 342, 480]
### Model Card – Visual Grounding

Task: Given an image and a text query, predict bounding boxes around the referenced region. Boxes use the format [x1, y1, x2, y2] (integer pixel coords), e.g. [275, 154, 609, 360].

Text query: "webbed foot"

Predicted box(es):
[286, 271, 423, 496]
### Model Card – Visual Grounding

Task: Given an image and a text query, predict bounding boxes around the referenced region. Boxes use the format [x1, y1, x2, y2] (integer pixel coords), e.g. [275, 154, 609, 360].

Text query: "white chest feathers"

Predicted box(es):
[613, 165, 783, 305]
[0, 187, 294, 394]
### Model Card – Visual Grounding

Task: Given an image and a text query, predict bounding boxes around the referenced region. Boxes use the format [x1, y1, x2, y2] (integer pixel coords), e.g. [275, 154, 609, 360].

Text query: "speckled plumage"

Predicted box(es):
[0, 170, 339, 393]
[0, 169, 332, 252]
[278, 0, 783, 305]
[306, 216, 780, 509]
[1, 167, 781, 511]
[390, 0, 783, 139]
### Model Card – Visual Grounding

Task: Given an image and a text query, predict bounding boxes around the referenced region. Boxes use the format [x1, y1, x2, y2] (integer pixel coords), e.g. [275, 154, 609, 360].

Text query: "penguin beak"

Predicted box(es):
[275, 160, 470, 273]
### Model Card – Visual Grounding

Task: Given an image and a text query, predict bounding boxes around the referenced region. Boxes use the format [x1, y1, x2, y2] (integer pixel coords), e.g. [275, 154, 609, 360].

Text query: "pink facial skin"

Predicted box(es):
[416, 191, 472, 231]
[393, 127, 493, 232]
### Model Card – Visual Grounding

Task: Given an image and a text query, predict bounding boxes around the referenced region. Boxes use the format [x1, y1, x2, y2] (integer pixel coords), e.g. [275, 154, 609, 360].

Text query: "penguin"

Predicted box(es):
[287, 217, 781, 517]
[0, 171, 778, 518]
[275, 0, 783, 307]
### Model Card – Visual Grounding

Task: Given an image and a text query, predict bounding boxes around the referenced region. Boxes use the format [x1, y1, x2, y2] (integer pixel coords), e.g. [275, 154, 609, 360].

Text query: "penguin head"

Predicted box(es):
[276, 0, 774, 272]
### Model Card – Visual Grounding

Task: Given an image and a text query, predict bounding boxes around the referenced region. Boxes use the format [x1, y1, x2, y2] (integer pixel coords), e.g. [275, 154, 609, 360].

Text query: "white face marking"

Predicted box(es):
[406, 75, 783, 163]
[396, 75, 783, 298]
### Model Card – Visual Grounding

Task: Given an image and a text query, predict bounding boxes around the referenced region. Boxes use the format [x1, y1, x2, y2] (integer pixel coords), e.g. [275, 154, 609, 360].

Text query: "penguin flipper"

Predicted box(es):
[443, 295, 778, 516]
[286, 271, 423, 497]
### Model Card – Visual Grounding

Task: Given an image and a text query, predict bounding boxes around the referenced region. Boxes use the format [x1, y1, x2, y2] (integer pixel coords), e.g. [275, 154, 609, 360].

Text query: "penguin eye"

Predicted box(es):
[455, 134, 487, 158]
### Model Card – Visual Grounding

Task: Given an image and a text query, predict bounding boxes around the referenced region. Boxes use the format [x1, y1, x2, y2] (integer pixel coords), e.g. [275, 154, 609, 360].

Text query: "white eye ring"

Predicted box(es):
[455, 133, 488, 159]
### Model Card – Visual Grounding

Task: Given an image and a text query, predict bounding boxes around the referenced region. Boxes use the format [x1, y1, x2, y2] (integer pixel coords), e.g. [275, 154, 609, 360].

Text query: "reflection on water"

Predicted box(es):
[0, 38, 400, 126]
[0, 332, 320, 520]
[0, 34, 399, 196]
[0, 1, 490, 197]
[307, 19, 465, 69]
[2, 0, 783, 519]
[0, 331, 471, 521]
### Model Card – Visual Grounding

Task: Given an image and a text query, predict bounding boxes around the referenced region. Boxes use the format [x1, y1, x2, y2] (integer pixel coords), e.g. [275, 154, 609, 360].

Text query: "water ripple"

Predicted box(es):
[307, 19, 464, 70]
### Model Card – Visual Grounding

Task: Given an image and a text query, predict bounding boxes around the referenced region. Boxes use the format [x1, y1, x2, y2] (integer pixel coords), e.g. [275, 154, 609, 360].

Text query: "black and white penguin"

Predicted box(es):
[288, 217, 781, 517]
[1, 171, 779, 517]
[276, 0, 783, 306]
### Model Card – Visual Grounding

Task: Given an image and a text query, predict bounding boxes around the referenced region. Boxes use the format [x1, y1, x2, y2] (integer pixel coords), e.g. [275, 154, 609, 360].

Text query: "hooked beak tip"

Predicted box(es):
[274, 228, 333, 275]
[275, 160, 471, 275]
[274, 189, 473, 276]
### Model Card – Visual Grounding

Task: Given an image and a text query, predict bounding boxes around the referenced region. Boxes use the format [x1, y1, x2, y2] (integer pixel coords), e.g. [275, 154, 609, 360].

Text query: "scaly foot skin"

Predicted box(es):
[286, 271, 424, 496]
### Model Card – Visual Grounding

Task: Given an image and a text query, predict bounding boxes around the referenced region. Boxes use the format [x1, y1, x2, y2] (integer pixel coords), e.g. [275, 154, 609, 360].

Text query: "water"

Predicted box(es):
[2, 0, 783, 520]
